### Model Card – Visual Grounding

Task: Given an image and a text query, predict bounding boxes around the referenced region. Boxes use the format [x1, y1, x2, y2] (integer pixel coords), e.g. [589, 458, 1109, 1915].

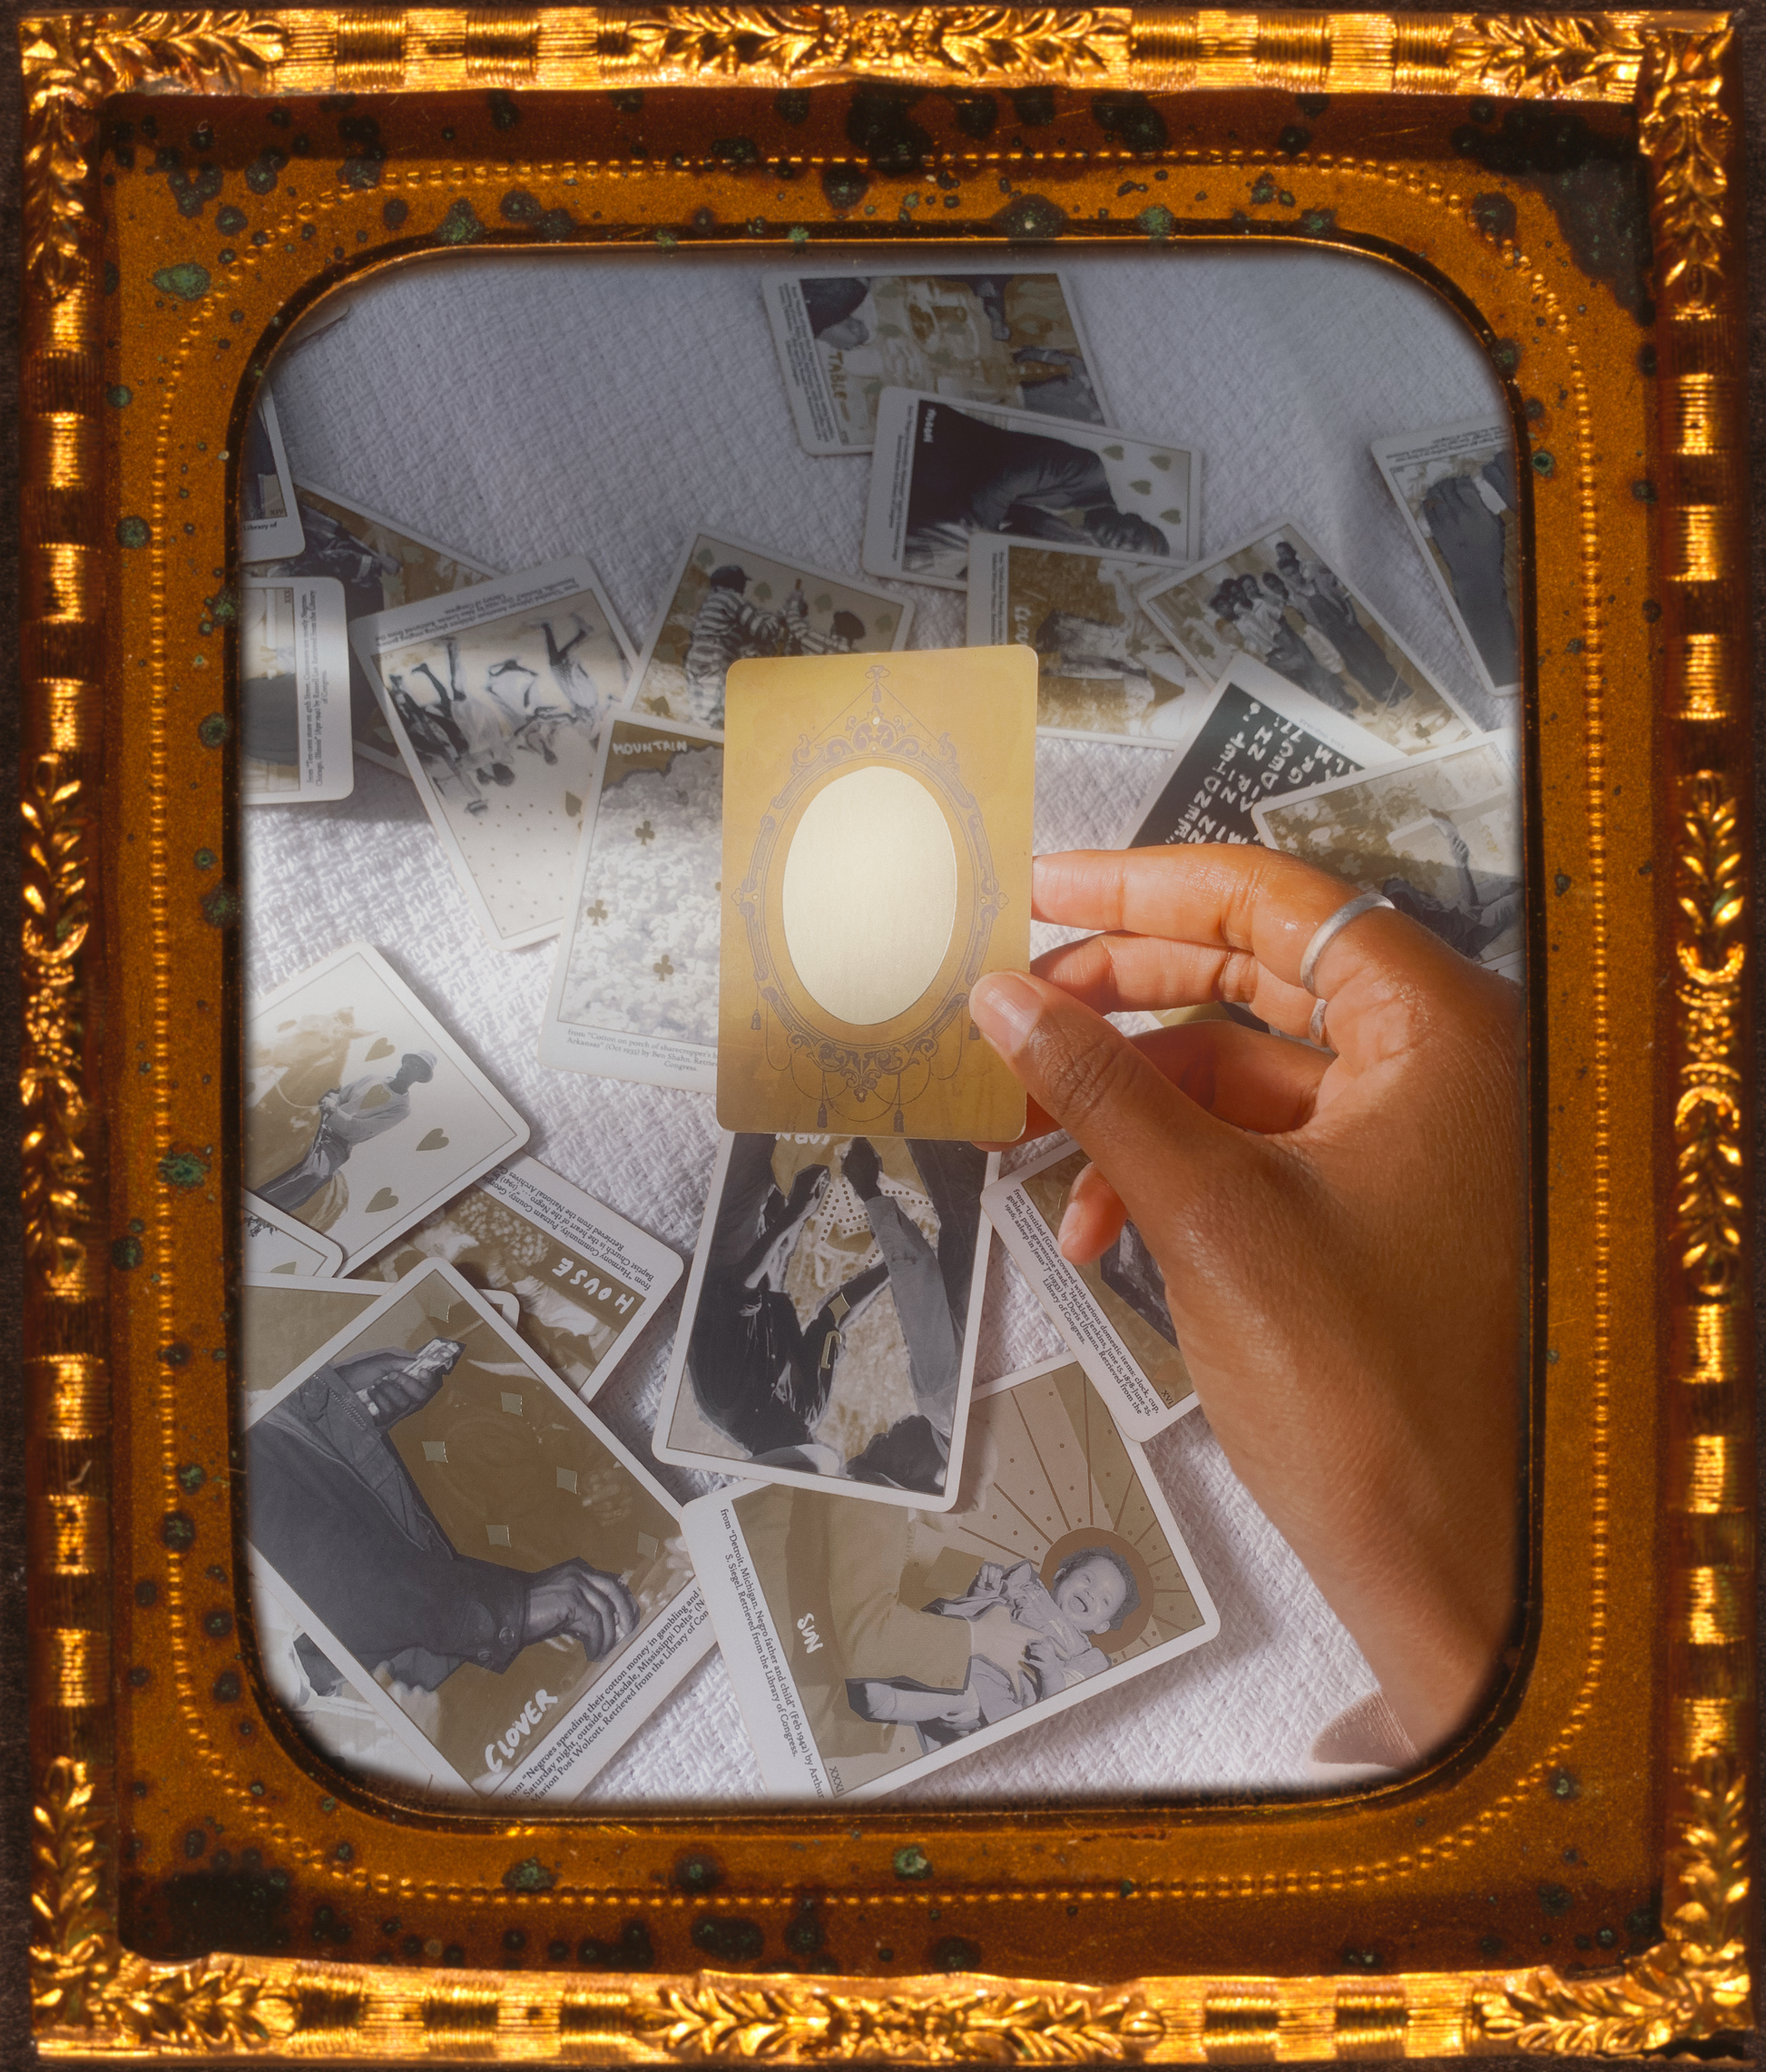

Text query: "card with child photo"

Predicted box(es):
[685, 1355, 1218, 1799]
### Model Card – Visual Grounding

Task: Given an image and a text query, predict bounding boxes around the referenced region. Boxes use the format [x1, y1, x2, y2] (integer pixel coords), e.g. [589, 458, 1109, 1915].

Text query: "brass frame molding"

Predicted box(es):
[18, 6, 1752, 2059]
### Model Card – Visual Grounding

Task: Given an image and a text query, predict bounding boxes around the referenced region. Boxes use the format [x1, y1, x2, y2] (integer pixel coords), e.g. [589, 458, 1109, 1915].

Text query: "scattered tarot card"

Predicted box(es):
[352, 561, 634, 950]
[239, 388, 304, 562]
[763, 270, 1108, 455]
[279, 480, 499, 775]
[966, 534, 1203, 745]
[983, 1141, 1196, 1439]
[538, 713, 723, 1093]
[244, 1197, 345, 1278]
[865, 388, 1198, 591]
[356, 1154, 682, 1401]
[1251, 733, 1523, 981]
[626, 529, 912, 731]
[1371, 418, 1522, 701]
[1137, 516, 1473, 757]
[242, 1261, 711, 1802]
[240, 576, 353, 804]
[245, 941, 529, 1272]
[656, 1132, 996, 1509]
[684, 1354, 1219, 1800]
[718, 646, 1035, 1143]
[240, 1272, 382, 1394]
[1119, 662, 1392, 851]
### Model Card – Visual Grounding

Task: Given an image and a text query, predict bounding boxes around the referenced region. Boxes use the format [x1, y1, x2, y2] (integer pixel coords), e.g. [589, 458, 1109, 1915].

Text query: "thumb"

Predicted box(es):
[968, 972, 1260, 1248]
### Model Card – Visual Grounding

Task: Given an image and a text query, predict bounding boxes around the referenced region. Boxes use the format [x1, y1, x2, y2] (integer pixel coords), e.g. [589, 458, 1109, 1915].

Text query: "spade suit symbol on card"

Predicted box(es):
[417, 1128, 450, 1151]
[368, 1186, 399, 1213]
[365, 1037, 397, 1061]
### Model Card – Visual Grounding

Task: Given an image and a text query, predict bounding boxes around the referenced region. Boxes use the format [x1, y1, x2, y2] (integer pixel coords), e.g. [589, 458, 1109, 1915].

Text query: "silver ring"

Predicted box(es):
[1307, 997, 1329, 1048]
[1299, 890, 1395, 997]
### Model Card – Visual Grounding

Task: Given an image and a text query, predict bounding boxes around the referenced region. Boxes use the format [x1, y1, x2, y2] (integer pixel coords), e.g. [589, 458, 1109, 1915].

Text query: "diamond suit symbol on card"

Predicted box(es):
[364, 1037, 396, 1061]
[367, 1186, 399, 1213]
[417, 1128, 450, 1151]
[500, 1392, 524, 1415]
[486, 1524, 511, 1547]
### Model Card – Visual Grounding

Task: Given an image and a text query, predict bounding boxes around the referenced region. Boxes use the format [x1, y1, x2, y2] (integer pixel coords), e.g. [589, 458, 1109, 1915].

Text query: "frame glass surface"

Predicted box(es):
[19, 6, 1752, 2058]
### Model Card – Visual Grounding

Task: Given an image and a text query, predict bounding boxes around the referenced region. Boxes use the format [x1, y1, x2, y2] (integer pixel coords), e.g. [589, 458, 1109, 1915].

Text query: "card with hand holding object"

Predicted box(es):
[864, 388, 1198, 590]
[242, 1261, 712, 1803]
[352, 560, 633, 949]
[245, 941, 529, 1272]
[717, 645, 1035, 1144]
[655, 1130, 996, 1509]
[356, 1154, 682, 1402]
[684, 1354, 1218, 1800]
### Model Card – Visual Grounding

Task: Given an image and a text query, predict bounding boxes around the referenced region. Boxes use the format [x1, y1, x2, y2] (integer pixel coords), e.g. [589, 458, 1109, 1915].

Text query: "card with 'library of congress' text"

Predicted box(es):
[718, 646, 1035, 1144]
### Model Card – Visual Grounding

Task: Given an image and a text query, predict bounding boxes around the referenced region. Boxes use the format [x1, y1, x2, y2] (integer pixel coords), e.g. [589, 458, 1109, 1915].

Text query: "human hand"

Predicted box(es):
[965, 1603, 1036, 1701]
[521, 1560, 640, 1661]
[967, 845, 1524, 1756]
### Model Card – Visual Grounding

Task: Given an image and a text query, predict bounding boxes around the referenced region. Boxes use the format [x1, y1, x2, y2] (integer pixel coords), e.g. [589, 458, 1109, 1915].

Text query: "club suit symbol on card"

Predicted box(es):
[719, 647, 1034, 1143]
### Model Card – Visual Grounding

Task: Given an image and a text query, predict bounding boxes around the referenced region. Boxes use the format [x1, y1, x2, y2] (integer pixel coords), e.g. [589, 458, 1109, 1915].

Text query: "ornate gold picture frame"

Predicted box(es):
[19, 6, 1752, 2058]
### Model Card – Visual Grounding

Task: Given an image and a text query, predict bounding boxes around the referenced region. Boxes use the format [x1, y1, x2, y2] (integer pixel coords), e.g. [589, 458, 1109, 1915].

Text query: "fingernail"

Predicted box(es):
[969, 972, 1041, 1056]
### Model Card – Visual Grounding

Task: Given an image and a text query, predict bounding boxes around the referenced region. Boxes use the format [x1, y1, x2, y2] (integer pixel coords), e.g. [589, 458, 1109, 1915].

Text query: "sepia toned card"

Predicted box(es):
[1137, 516, 1474, 756]
[538, 713, 724, 1093]
[718, 646, 1035, 1143]
[279, 480, 499, 776]
[241, 1272, 382, 1393]
[238, 387, 304, 561]
[243, 1261, 711, 1802]
[356, 1154, 682, 1401]
[240, 576, 353, 804]
[625, 529, 912, 732]
[684, 1354, 1219, 1800]
[352, 560, 634, 949]
[1371, 418, 1522, 701]
[245, 941, 529, 1272]
[1119, 663, 1391, 852]
[1251, 733, 1523, 982]
[244, 1197, 344, 1278]
[763, 270, 1108, 455]
[864, 388, 1198, 590]
[656, 1132, 996, 1509]
[966, 533, 1204, 745]
[983, 1141, 1197, 1439]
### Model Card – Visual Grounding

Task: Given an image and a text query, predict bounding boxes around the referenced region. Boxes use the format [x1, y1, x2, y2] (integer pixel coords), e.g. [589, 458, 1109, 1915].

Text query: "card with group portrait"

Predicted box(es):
[684, 1355, 1218, 1800]
[241, 1262, 712, 1803]
[1136, 516, 1474, 757]
[982, 1141, 1198, 1441]
[763, 270, 1108, 455]
[655, 1131, 997, 1510]
[624, 528, 912, 732]
[863, 389, 1198, 590]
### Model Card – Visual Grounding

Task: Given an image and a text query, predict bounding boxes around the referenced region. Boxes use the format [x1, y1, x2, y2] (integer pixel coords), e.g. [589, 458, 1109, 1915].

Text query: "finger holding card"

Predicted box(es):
[718, 646, 1035, 1144]
[684, 1356, 1218, 1801]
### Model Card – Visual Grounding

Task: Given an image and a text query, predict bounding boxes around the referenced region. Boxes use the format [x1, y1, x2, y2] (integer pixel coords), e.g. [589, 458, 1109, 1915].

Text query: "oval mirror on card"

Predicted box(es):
[780, 765, 957, 1026]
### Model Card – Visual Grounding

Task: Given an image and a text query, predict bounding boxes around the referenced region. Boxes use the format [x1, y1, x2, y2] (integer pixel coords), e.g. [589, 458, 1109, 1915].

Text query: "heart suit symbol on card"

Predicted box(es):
[368, 1186, 399, 1213]
[417, 1129, 450, 1151]
[365, 1037, 396, 1061]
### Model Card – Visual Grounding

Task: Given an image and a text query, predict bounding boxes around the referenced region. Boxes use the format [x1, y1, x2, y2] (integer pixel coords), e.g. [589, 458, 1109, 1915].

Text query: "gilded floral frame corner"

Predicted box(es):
[18, 5, 1754, 2059]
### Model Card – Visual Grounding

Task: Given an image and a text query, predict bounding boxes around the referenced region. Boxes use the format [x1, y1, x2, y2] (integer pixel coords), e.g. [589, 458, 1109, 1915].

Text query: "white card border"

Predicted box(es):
[239, 387, 305, 562]
[243, 1195, 344, 1278]
[653, 1132, 999, 1512]
[246, 939, 529, 1271]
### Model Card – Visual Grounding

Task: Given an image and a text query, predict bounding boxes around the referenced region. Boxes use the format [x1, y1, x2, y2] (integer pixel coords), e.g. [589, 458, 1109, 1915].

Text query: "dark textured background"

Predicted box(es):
[0, 4, 1758, 2065]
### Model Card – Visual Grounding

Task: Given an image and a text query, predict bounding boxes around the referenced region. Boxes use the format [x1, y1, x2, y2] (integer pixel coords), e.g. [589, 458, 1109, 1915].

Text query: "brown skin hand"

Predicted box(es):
[969, 845, 1524, 1757]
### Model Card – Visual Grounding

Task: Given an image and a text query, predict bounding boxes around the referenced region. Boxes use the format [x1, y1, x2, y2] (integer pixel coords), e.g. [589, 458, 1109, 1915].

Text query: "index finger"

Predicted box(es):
[1033, 844, 1443, 998]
